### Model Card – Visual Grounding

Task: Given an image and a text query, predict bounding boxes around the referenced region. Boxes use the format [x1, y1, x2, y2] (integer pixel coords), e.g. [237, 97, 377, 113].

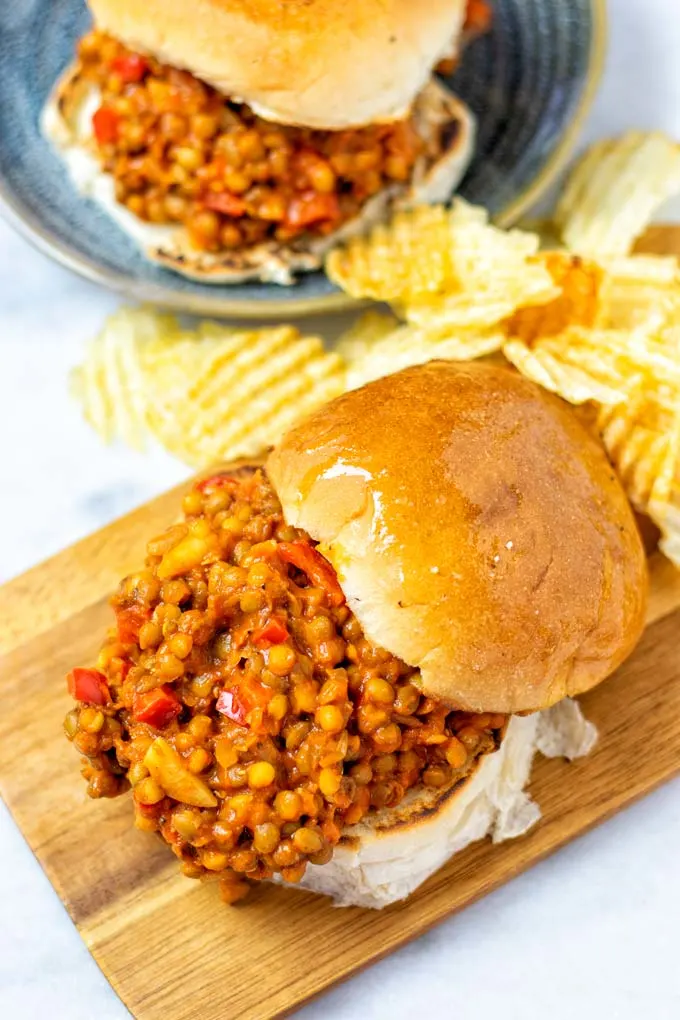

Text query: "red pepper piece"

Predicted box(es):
[216, 689, 248, 725]
[278, 541, 345, 607]
[217, 675, 273, 724]
[92, 107, 120, 144]
[133, 685, 182, 728]
[464, 0, 493, 34]
[115, 604, 150, 644]
[252, 618, 289, 647]
[201, 192, 247, 217]
[67, 668, 111, 705]
[196, 473, 240, 493]
[285, 191, 341, 229]
[110, 53, 149, 83]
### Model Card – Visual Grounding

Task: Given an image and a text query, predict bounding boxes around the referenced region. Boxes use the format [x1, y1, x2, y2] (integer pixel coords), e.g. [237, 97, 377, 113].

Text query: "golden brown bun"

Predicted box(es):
[267, 362, 648, 714]
[88, 0, 467, 128]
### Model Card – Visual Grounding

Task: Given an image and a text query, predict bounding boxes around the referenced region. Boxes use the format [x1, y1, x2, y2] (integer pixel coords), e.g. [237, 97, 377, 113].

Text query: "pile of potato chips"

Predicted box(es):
[73, 131, 680, 567]
[72, 313, 346, 466]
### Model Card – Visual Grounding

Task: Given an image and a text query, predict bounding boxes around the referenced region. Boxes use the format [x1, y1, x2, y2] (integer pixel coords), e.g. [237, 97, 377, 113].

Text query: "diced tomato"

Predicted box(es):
[115, 604, 150, 644]
[133, 685, 182, 729]
[110, 53, 149, 83]
[465, 0, 493, 34]
[67, 668, 111, 705]
[285, 191, 341, 229]
[278, 541, 345, 607]
[252, 618, 289, 647]
[201, 192, 247, 217]
[92, 107, 120, 144]
[216, 689, 248, 725]
[196, 473, 240, 493]
[241, 676, 274, 710]
[119, 658, 133, 681]
[217, 675, 272, 725]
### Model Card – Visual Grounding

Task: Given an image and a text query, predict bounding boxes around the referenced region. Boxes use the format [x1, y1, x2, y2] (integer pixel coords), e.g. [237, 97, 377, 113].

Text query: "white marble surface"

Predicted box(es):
[2, 1, 680, 1017]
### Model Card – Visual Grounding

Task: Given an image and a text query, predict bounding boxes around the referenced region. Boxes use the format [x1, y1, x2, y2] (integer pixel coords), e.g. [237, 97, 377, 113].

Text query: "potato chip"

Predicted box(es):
[597, 378, 680, 505]
[597, 255, 680, 331]
[556, 132, 680, 256]
[71, 308, 176, 448]
[504, 319, 680, 405]
[327, 200, 557, 328]
[151, 332, 346, 466]
[72, 308, 346, 466]
[335, 311, 401, 365]
[596, 379, 680, 565]
[402, 265, 557, 329]
[343, 324, 505, 390]
[505, 252, 603, 341]
[502, 335, 633, 407]
[326, 204, 461, 301]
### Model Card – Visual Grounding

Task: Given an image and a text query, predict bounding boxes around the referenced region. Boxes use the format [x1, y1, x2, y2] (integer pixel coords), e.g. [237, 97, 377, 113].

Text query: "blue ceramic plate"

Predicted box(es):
[0, 0, 605, 319]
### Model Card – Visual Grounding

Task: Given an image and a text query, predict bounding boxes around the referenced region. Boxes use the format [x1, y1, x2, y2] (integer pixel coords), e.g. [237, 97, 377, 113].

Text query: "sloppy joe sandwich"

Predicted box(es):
[64, 362, 647, 907]
[42, 0, 481, 284]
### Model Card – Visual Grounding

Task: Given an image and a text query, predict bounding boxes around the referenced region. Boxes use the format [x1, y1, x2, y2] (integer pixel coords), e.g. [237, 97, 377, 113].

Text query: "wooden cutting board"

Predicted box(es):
[1, 225, 680, 1020]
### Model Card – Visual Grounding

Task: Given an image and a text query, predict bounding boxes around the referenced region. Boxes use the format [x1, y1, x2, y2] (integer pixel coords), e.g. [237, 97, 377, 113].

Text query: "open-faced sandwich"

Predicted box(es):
[63, 362, 648, 907]
[42, 0, 489, 285]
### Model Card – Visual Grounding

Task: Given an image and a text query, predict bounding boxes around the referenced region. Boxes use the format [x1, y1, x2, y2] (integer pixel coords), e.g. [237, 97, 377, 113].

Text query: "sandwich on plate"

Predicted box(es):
[64, 362, 647, 907]
[42, 0, 486, 285]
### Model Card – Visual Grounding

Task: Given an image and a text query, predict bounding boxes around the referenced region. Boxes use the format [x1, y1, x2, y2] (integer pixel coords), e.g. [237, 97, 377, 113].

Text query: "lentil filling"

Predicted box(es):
[76, 31, 423, 253]
[64, 469, 506, 902]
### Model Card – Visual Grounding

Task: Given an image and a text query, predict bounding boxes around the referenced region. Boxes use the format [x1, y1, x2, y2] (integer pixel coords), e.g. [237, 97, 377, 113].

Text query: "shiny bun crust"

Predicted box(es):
[267, 362, 648, 714]
[88, 0, 467, 128]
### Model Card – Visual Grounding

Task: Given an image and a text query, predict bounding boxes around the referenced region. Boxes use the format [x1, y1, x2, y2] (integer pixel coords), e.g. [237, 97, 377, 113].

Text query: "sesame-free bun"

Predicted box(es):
[267, 362, 648, 714]
[88, 0, 467, 128]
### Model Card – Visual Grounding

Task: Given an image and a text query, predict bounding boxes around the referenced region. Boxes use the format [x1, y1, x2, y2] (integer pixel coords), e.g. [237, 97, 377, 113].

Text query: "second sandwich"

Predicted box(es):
[43, 0, 483, 284]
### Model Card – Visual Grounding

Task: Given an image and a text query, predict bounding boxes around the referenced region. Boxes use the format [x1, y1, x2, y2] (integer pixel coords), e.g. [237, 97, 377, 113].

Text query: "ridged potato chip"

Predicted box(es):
[596, 379, 680, 565]
[72, 308, 346, 466]
[504, 320, 680, 405]
[335, 311, 401, 365]
[71, 308, 177, 449]
[151, 329, 346, 466]
[327, 200, 557, 328]
[556, 132, 680, 256]
[506, 253, 603, 341]
[326, 204, 462, 301]
[402, 265, 557, 329]
[503, 332, 635, 406]
[341, 322, 505, 390]
[597, 255, 680, 331]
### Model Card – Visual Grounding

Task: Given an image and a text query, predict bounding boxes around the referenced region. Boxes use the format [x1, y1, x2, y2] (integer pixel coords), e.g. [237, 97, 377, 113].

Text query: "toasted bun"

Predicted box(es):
[267, 362, 648, 714]
[42, 68, 475, 285]
[88, 0, 467, 129]
[279, 702, 597, 907]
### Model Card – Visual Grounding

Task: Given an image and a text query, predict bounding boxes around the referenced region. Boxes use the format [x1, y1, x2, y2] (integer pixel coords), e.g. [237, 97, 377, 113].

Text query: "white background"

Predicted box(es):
[2, 1, 680, 1017]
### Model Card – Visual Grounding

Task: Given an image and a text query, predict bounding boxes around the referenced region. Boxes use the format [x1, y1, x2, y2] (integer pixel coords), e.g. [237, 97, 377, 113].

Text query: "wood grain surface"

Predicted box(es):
[1, 227, 679, 1019]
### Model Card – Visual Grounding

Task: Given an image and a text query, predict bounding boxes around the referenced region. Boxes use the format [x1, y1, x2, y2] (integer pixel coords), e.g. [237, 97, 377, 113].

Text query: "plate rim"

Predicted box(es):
[0, 0, 606, 320]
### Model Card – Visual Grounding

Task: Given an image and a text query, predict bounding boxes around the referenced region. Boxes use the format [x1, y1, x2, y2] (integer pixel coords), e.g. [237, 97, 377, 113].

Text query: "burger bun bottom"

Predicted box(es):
[275, 702, 596, 908]
[41, 66, 475, 286]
